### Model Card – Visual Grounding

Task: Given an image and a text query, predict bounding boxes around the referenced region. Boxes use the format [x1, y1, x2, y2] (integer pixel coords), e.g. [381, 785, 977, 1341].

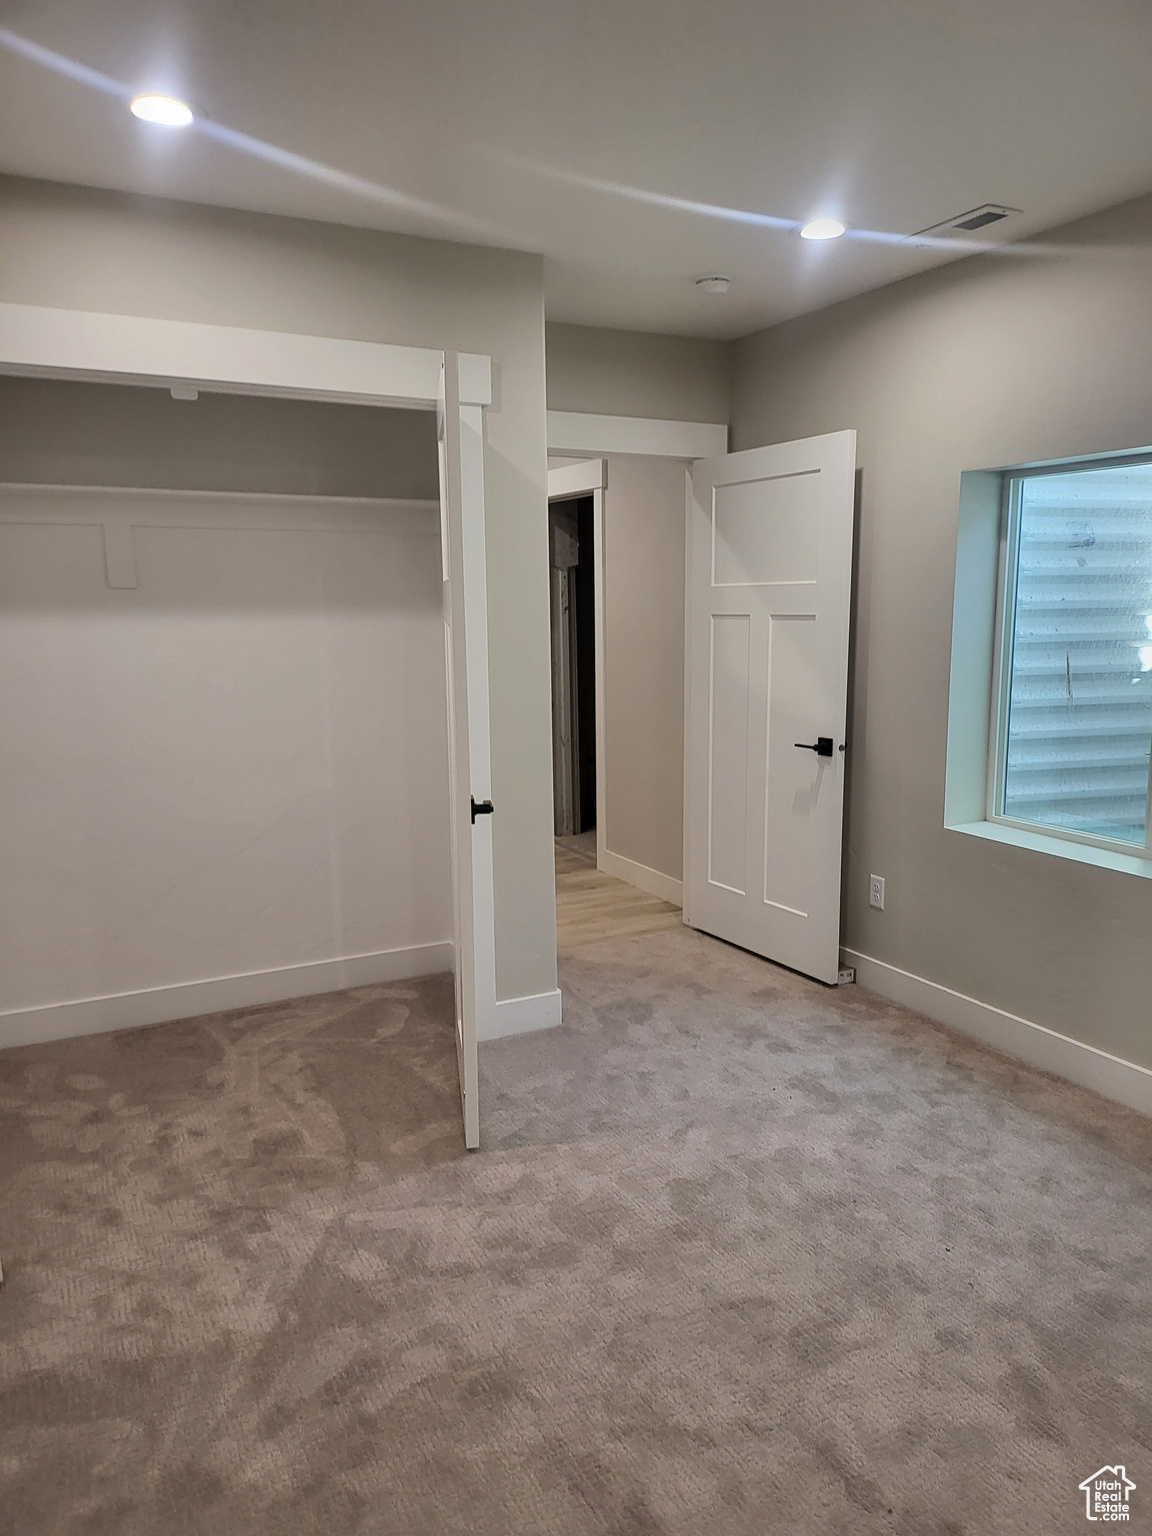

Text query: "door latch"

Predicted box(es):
[470, 797, 494, 823]
[794, 737, 835, 758]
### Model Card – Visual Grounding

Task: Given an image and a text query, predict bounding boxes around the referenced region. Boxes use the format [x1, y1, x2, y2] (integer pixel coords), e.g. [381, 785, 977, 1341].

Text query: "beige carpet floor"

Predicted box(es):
[1, 926, 1149, 1536]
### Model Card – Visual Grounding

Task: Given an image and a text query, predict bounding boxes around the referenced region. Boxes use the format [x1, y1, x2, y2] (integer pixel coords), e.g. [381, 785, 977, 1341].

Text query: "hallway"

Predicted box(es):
[554, 838, 682, 950]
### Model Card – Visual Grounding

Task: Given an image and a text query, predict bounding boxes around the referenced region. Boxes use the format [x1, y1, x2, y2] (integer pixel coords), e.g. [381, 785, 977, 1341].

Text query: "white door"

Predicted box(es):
[684, 430, 856, 984]
[438, 352, 496, 1148]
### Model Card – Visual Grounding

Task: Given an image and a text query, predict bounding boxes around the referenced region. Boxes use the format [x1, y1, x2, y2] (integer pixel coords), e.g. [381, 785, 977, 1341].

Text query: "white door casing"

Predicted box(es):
[439, 352, 496, 1148]
[684, 431, 856, 985]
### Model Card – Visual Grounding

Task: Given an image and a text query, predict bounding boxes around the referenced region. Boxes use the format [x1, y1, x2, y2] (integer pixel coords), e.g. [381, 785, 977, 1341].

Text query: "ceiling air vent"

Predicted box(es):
[909, 204, 1022, 241]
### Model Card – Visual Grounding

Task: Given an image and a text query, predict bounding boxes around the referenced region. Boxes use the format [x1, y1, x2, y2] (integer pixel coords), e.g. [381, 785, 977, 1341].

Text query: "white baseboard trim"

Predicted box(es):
[843, 948, 1152, 1118]
[482, 987, 563, 1042]
[0, 942, 454, 1051]
[599, 847, 683, 907]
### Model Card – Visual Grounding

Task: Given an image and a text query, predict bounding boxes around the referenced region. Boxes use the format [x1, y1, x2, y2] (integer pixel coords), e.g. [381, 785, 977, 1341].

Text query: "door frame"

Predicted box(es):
[548, 411, 727, 461]
[0, 301, 492, 412]
[0, 298, 495, 1082]
[547, 458, 606, 857]
[546, 413, 727, 903]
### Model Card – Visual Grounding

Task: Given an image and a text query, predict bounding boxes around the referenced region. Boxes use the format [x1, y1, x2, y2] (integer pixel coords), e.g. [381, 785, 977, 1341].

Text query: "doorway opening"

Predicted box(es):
[549, 492, 597, 856]
[547, 459, 685, 954]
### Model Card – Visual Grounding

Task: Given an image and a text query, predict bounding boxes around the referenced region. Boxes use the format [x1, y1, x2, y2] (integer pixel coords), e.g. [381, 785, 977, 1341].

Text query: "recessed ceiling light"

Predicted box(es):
[799, 218, 846, 241]
[696, 275, 731, 294]
[130, 94, 194, 127]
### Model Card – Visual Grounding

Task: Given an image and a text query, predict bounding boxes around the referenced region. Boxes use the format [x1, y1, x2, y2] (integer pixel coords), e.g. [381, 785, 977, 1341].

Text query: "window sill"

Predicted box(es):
[947, 819, 1152, 880]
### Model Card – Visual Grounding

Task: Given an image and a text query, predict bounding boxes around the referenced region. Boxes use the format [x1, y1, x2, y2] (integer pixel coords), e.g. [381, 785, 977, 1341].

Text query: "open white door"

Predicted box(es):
[438, 352, 496, 1148]
[684, 430, 856, 984]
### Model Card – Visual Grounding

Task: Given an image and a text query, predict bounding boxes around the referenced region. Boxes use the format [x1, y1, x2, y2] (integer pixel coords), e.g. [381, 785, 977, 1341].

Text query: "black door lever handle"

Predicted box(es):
[470, 797, 494, 823]
[794, 737, 834, 758]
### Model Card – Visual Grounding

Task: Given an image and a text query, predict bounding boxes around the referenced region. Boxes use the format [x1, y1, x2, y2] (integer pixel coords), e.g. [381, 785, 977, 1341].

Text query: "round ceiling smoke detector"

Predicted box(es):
[696, 275, 731, 294]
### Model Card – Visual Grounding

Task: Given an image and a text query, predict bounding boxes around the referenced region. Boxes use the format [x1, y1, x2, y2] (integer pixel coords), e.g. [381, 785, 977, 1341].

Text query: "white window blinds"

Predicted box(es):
[1001, 462, 1152, 848]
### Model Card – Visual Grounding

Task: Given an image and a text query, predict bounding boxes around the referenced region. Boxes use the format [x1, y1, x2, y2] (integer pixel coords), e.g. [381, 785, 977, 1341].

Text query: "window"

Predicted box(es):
[992, 458, 1152, 856]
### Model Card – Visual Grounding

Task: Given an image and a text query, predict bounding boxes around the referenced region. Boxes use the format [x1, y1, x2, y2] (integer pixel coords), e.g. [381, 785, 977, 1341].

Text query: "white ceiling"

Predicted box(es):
[2, 0, 1151, 339]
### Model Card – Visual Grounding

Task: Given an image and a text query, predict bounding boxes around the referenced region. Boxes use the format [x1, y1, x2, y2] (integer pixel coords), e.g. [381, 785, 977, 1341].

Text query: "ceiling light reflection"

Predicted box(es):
[800, 218, 845, 240]
[130, 94, 193, 127]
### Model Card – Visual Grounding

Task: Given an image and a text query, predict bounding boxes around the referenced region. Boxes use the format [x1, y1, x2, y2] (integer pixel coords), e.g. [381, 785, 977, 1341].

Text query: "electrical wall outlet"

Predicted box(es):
[869, 874, 886, 910]
[837, 965, 856, 985]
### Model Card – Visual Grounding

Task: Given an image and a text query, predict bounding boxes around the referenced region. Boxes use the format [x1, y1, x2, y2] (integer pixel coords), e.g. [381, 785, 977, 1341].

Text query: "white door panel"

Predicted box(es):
[708, 612, 751, 893]
[438, 353, 495, 1148]
[712, 470, 821, 586]
[685, 431, 856, 984]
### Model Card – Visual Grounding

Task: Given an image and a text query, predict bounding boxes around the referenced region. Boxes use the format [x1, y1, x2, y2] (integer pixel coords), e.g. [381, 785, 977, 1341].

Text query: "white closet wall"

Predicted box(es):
[0, 381, 451, 1044]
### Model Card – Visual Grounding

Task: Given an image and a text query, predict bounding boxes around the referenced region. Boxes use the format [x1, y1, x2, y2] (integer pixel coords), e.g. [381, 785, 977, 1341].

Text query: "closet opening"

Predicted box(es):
[0, 343, 493, 1148]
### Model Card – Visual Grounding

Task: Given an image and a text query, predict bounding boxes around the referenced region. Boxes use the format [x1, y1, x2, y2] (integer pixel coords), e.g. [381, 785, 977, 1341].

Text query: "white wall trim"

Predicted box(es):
[547, 410, 727, 460]
[0, 302, 492, 408]
[0, 943, 454, 1052]
[844, 948, 1152, 1118]
[593, 483, 607, 873]
[681, 466, 696, 927]
[482, 987, 562, 1041]
[547, 459, 606, 499]
[0, 482, 439, 524]
[599, 848, 683, 906]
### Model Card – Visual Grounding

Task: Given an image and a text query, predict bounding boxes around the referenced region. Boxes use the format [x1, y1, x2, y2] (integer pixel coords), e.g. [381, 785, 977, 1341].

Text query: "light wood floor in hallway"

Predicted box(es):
[555, 838, 683, 949]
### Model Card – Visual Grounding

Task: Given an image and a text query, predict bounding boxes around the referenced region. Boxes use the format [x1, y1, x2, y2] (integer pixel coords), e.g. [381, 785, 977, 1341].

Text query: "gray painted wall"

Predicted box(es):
[602, 455, 687, 884]
[546, 322, 729, 424]
[730, 192, 1152, 1072]
[0, 174, 556, 1008]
